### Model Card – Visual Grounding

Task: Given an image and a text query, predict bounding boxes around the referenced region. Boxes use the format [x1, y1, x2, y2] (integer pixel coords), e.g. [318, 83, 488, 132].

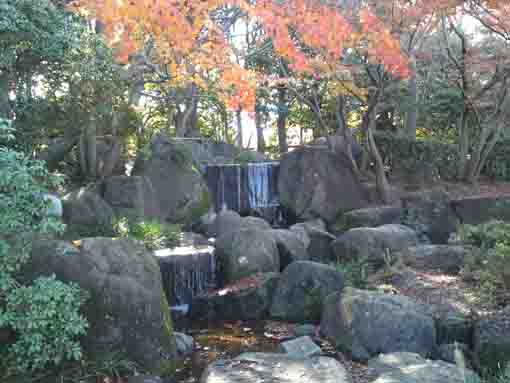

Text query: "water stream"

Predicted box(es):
[205, 162, 280, 222]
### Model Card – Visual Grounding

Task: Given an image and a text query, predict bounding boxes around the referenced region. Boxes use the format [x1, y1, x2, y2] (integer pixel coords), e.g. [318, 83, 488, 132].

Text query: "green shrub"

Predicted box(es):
[115, 218, 181, 250]
[234, 149, 263, 164]
[0, 118, 88, 376]
[1, 276, 88, 372]
[334, 259, 370, 289]
[458, 221, 510, 304]
[375, 131, 459, 180]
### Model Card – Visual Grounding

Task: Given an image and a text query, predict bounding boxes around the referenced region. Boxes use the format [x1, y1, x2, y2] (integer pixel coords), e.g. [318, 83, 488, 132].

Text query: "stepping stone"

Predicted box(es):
[202, 352, 350, 383]
[279, 336, 321, 358]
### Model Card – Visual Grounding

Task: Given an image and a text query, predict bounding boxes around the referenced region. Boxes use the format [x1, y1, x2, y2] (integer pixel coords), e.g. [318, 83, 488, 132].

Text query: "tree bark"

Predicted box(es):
[334, 95, 360, 174]
[405, 56, 417, 140]
[175, 83, 198, 137]
[79, 118, 97, 179]
[364, 88, 390, 203]
[236, 109, 243, 148]
[277, 86, 288, 154]
[0, 72, 11, 119]
[255, 98, 265, 152]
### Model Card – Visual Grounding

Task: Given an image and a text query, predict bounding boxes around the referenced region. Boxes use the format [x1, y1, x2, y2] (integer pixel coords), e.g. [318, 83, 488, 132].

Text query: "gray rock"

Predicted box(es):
[42, 193, 63, 217]
[269, 229, 309, 270]
[102, 175, 160, 220]
[339, 206, 403, 231]
[451, 196, 510, 225]
[23, 238, 176, 371]
[175, 332, 194, 358]
[200, 353, 351, 383]
[211, 210, 271, 238]
[190, 272, 279, 321]
[401, 190, 459, 244]
[215, 229, 280, 285]
[128, 375, 165, 383]
[368, 352, 477, 383]
[212, 209, 243, 237]
[398, 245, 471, 274]
[132, 133, 210, 224]
[473, 306, 510, 372]
[290, 221, 336, 262]
[435, 313, 473, 346]
[62, 187, 115, 231]
[278, 146, 369, 223]
[270, 261, 344, 322]
[241, 216, 272, 231]
[436, 343, 471, 365]
[331, 225, 419, 271]
[368, 352, 428, 375]
[321, 288, 436, 361]
[279, 336, 322, 358]
[294, 324, 317, 337]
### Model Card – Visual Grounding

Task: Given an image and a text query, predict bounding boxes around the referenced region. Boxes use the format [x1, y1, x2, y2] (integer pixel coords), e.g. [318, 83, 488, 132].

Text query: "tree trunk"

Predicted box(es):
[405, 56, 417, 140]
[80, 118, 97, 179]
[236, 109, 243, 148]
[0, 72, 11, 119]
[175, 83, 198, 137]
[255, 99, 265, 153]
[99, 137, 122, 177]
[334, 95, 360, 174]
[456, 109, 470, 179]
[365, 89, 390, 203]
[277, 87, 288, 154]
[367, 118, 390, 203]
[40, 134, 79, 171]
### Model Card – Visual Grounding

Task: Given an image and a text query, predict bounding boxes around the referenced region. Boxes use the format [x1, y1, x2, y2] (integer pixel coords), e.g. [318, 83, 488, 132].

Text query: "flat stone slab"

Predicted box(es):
[279, 336, 321, 358]
[201, 352, 351, 383]
[368, 352, 478, 383]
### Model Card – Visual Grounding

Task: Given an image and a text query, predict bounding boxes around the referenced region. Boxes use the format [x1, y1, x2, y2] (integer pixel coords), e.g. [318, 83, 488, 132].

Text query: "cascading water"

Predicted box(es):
[157, 162, 281, 317]
[206, 162, 281, 222]
[155, 241, 215, 311]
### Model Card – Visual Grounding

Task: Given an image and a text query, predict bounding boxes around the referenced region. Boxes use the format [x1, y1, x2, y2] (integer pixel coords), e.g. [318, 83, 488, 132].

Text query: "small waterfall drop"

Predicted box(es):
[206, 162, 280, 222]
[155, 236, 215, 309]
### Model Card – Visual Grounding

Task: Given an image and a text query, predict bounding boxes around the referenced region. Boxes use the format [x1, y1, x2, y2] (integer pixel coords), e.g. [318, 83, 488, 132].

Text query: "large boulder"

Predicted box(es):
[368, 352, 477, 383]
[190, 273, 279, 320]
[331, 225, 419, 271]
[270, 261, 344, 322]
[132, 133, 210, 224]
[451, 195, 510, 225]
[337, 206, 403, 232]
[321, 288, 436, 361]
[209, 210, 271, 238]
[268, 229, 309, 270]
[201, 353, 351, 383]
[473, 306, 510, 372]
[215, 229, 279, 285]
[23, 238, 176, 373]
[101, 175, 160, 220]
[62, 187, 115, 232]
[398, 245, 471, 274]
[401, 190, 459, 244]
[290, 220, 336, 263]
[278, 147, 369, 223]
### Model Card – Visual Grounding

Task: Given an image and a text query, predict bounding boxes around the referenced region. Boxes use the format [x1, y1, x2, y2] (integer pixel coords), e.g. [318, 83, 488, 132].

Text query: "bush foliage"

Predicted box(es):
[115, 218, 182, 250]
[0, 118, 88, 376]
[375, 132, 510, 182]
[459, 220, 510, 305]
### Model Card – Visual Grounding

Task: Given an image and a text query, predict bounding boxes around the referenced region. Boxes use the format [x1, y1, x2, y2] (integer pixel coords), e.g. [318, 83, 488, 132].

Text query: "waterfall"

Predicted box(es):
[206, 162, 280, 214]
[155, 245, 215, 307]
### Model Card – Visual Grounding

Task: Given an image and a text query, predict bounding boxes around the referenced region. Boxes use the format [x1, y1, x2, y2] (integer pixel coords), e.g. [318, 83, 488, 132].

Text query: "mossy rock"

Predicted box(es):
[22, 238, 177, 374]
